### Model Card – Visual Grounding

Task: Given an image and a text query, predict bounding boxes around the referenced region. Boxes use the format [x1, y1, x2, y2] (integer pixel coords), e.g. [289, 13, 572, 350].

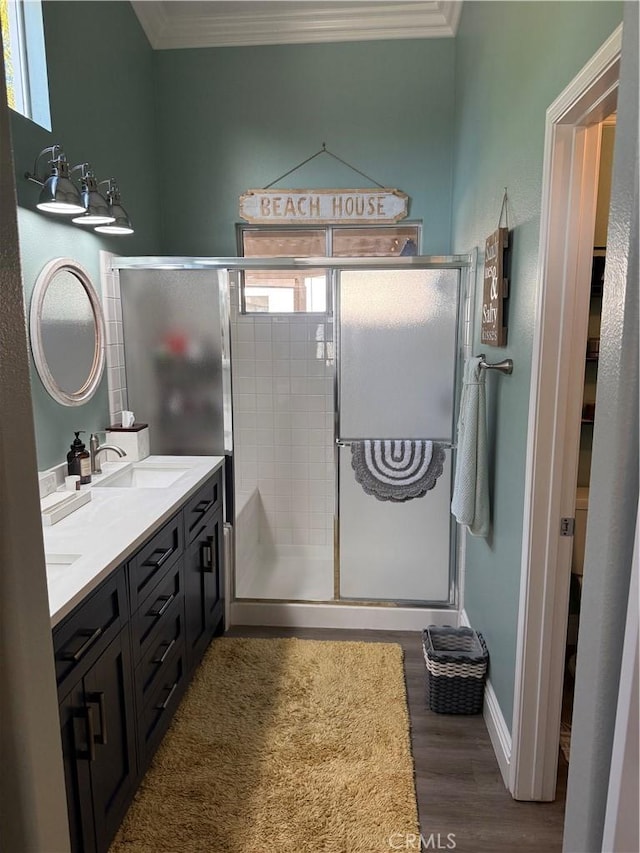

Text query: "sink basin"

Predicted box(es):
[94, 463, 191, 489]
[45, 553, 81, 580]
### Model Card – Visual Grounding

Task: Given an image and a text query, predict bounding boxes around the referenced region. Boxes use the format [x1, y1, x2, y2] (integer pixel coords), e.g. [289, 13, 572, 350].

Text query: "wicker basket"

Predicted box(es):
[422, 626, 488, 715]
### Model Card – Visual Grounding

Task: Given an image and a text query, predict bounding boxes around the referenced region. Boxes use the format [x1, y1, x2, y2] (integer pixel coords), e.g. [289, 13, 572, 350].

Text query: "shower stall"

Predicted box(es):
[111, 255, 474, 630]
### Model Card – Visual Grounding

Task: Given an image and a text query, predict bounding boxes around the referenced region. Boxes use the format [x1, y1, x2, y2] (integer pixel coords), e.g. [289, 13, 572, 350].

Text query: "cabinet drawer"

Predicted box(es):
[184, 469, 222, 543]
[130, 512, 183, 609]
[54, 568, 127, 700]
[138, 646, 186, 768]
[134, 599, 185, 711]
[132, 562, 183, 664]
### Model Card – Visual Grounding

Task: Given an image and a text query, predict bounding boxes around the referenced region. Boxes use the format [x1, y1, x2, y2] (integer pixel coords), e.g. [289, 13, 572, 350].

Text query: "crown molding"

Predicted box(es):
[132, 2, 462, 50]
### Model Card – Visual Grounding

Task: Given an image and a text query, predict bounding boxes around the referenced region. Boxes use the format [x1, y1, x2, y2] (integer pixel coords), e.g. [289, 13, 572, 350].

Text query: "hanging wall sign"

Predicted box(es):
[239, 188, 408, 225]
[481, 227, 509, 347]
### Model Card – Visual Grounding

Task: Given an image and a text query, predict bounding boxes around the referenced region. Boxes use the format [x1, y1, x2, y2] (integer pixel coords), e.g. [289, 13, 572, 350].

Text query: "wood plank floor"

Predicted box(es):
[226, 625, 568, 853]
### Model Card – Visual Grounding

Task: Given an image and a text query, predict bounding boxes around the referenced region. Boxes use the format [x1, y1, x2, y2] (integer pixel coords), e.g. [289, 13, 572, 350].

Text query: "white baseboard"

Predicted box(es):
[459, 609, 512, 788]
[230, 601, 459, 632]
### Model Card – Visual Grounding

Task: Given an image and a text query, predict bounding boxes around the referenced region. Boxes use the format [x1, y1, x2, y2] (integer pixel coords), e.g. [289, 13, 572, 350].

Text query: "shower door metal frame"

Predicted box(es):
[112, 254, 475, 610]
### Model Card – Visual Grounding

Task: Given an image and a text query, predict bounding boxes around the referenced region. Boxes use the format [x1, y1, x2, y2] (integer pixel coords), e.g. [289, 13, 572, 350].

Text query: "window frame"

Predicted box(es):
[236, 221, 423, 316]
[1, 0, 51, 130]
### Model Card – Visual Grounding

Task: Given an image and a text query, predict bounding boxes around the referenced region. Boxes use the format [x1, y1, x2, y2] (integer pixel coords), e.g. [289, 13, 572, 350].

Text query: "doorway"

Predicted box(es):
[510, 27, 622, 802]
[561, 114, 616, 768]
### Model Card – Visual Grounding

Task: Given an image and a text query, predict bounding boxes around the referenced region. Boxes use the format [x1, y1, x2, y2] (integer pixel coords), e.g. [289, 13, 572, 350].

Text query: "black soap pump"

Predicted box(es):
[67, 431, 92, 484]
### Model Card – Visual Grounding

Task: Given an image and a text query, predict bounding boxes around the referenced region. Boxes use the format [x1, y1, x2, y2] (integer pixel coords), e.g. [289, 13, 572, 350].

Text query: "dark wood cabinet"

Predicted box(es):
[55, 465, 225, 852]
[184, 505, 224, 673]
[58, 626, 136, 853]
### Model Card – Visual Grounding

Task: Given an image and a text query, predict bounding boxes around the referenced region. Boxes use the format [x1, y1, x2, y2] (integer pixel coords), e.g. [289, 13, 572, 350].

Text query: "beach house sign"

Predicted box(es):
[239, 188, 408, 225]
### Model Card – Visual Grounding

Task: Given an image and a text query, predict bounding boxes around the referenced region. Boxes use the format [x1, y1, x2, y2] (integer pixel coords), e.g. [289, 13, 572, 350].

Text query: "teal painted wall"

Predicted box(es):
[450, 1, 623, 729]
[154, 39, 456, 255]
[9, 1, 160, 470]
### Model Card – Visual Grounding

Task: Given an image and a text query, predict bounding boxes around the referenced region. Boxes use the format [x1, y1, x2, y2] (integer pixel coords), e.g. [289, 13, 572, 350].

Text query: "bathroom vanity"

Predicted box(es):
[45, 456, 224, 853]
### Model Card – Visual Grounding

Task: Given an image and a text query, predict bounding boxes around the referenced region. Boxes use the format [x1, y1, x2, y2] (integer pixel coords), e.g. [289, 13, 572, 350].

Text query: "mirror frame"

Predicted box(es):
[30, 257, 106, 406]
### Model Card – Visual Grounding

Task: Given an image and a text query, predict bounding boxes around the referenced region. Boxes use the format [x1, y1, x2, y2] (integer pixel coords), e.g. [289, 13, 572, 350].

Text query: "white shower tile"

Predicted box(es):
[290, 378, 306, 395]
[273, 341, 289, 360]
[291, 429, 308, 446]
[273, 360, 291, 377]
[309, 463, 326, 480]
[308, 396, 325, 412]
[236, 360, 256, 378]
[272, 323, 290, 342]
[308, 446, 325, 463]
[256, 393, 274, 412]
[237, 321, 255, 341]
[254, 323, 272, 342]
[308, 360, 324, 377]
[290, 360, 308, 377]
[237, 428, 257, 448]
[308, 429, 325, 445]
[235, 411, 257, 430]
[240, 445, 258, 462]
[255, 341, 272, 361]
[275, 478, 292, 496]
[275, 461, 293, 480]
[259, 478, 276, 495]
[274, 412, 292, 430]
[290, 323, 307, 342]
[235, 394, 256, 413]
[289, 342, 307, 360]
[292, 511, 309, 530]
[255, 361, 273, 377]
[258, 444, 275, 462]
[235, 376, 256, 395]
[275, 445, 292, 462]
[257, 428, 275, 446]
[258, 461, 276, 480]
[274, 428, 292, 446]
[309, 529, 327, 546]
[310, 513, 326, 529]
[235, 340, 256, 360]
[291, 528, 309, 546]
[275, 528, 293, 545]
[274, 494, 291, 512]
[290, 412, 309, 430]
[291, 395, 310, 412]
[255, 376, 274, 394]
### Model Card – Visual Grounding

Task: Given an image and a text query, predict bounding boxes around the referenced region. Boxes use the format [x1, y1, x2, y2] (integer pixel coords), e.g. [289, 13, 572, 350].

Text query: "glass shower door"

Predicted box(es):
[336, 268, 460, 603]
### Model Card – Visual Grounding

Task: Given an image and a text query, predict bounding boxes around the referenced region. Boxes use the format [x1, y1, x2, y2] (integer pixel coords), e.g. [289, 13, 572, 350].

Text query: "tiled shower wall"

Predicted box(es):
[229, 278, 335, 553]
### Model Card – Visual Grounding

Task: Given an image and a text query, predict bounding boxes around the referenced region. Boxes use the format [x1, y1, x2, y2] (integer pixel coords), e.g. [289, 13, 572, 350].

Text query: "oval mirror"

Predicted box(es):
[30, 258, 106, 406]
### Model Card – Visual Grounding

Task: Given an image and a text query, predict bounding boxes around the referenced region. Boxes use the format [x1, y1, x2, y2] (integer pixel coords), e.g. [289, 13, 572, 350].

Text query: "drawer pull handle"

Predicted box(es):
[143, 545, 175, 570]
[153, 637, 177, 665]
[194, 499, 213, 515]
[64, 627, 103, 662]
[157, 680, 179, 711]
[200, 535, 215, 572]
[149, 593, 175, 618]
[87, 691, 108, 746]
[85, 705, 96, 762]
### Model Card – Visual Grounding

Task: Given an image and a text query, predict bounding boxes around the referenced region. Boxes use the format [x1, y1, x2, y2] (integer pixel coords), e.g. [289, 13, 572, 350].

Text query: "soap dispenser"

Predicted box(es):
[67, 431, 91, 484]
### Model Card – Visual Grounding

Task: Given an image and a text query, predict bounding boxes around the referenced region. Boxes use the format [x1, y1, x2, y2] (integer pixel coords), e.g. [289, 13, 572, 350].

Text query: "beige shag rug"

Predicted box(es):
[110, 637, 418, 852]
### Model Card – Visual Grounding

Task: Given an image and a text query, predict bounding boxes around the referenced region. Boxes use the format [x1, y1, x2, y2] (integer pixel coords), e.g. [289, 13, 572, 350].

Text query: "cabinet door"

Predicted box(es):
[59, 685, 96, 853]
[83, 629, 137, 853]
[184, 507, 224, 672]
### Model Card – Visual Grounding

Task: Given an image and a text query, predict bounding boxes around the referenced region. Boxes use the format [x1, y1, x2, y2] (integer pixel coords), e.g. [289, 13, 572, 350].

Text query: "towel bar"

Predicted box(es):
[478, 354, 513, 375]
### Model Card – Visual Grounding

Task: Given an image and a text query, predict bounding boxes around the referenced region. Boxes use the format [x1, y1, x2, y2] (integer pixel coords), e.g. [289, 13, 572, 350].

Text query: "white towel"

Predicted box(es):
[451, 357, 490, 537]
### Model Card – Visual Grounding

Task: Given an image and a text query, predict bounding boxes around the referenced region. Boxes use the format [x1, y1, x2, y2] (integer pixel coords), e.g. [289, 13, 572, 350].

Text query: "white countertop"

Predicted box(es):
[43, 455, 224, 628]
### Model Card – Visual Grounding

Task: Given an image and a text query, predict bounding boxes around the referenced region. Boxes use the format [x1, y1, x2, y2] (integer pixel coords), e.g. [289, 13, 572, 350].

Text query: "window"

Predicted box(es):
[238, 223, 421, 314]
[1, 0, 50, 129]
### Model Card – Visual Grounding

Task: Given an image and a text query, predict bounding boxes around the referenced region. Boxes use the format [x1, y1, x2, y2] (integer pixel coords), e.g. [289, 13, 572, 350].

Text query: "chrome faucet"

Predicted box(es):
[89, 433, 127, 474]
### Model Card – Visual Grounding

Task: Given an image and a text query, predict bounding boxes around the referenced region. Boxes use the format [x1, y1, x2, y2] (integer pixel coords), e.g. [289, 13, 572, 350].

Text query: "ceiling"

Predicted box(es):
[131, 1, 462, 50]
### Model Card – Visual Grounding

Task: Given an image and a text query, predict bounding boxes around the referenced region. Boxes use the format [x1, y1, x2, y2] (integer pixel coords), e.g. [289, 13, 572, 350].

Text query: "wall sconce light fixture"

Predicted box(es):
[94, 179, 134, 235]
[71, 163, 115, 226]
[25, 144, 85, 215]
[25, 144, 134, 235]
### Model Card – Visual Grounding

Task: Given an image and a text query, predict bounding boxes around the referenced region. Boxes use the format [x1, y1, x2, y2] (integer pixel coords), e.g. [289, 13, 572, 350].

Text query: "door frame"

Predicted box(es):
[510, 26, 622, 801]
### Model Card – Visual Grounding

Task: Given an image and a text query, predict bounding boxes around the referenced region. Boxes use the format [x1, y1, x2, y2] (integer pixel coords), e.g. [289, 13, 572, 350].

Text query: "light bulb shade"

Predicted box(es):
[94, 201, 134, 235]
[72, 187, 115, 225]
[37, 174, 85, 214]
